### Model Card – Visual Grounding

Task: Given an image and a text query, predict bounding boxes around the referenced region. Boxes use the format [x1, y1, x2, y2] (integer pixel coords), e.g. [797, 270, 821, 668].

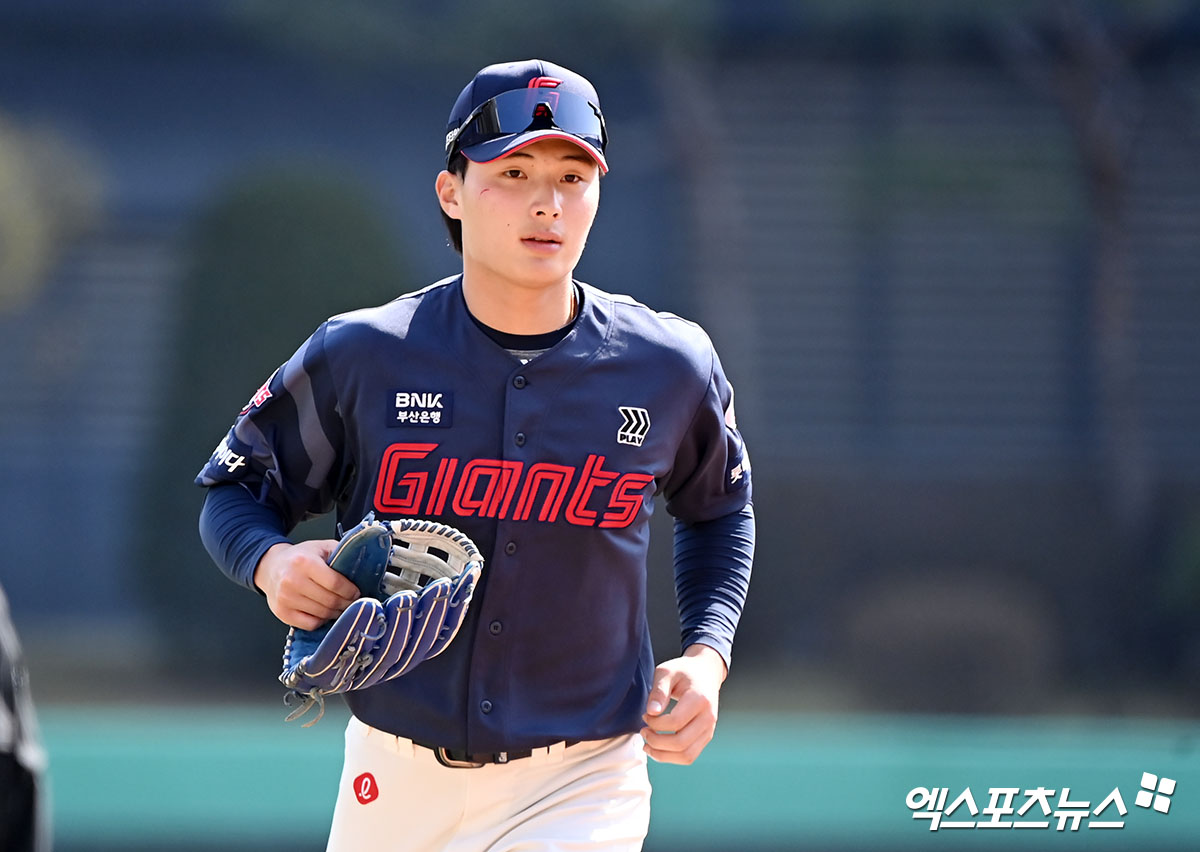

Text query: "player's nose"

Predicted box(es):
[531, 183, 563, 218]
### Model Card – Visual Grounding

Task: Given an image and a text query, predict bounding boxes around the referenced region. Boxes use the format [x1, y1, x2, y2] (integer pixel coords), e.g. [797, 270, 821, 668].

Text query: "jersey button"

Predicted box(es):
[504, 541, 517, 555]
[489, 620, 503, 635]
[480, 700, 493, 714]
[514, 432, 526, 447]
[513, 375, 527, 389]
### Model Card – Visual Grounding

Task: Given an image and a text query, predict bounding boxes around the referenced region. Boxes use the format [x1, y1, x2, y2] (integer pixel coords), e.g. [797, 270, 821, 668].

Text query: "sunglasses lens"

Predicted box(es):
[451, 89, 605, 155]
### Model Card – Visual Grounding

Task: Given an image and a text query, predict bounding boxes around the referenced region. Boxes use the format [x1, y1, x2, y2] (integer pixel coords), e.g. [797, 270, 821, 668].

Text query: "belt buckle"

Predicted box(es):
[434, 747, 486, 769]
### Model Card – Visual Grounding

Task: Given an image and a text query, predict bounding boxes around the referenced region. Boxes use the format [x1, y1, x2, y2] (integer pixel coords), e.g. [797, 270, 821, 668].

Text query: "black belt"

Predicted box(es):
[413, 738, 580, 768]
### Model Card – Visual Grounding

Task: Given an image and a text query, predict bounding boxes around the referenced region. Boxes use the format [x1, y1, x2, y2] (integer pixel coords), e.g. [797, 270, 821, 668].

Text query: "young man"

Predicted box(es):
[197, 59, 754, 851]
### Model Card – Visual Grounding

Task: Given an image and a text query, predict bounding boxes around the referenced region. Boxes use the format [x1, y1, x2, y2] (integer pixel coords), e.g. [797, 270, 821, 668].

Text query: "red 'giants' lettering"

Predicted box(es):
[373, 443, 654, 529]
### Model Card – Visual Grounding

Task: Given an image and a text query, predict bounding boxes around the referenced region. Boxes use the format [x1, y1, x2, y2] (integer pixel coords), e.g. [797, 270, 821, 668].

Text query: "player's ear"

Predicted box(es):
[435, 170, 463, 221]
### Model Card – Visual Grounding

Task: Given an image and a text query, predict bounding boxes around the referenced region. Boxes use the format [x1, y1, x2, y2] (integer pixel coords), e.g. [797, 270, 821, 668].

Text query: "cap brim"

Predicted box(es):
[462, 130, 608, 174]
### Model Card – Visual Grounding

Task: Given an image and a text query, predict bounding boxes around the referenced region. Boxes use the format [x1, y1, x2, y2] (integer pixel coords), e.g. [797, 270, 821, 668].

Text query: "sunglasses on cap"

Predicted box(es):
[445, 88, 608, 165]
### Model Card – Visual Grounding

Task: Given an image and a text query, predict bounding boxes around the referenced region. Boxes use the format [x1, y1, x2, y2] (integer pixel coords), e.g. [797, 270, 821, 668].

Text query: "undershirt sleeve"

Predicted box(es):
[198, 483, 293, 593]
[673, 501, 756, 670]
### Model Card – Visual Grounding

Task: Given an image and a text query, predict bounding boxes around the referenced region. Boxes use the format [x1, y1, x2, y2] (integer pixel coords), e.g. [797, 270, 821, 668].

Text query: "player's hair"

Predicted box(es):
[441, 153, 467, 254]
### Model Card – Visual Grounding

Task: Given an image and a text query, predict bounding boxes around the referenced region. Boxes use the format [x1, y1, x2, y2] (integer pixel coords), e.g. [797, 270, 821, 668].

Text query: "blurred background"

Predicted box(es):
[0, 0, 1198, 849]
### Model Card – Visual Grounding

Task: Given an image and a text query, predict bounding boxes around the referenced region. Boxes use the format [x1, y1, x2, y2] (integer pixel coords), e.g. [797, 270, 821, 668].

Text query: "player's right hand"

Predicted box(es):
[254, 540, 361, 631]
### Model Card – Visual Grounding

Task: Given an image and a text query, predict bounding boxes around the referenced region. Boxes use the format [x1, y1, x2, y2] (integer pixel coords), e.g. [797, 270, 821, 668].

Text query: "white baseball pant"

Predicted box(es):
[326, 716, 652, 851]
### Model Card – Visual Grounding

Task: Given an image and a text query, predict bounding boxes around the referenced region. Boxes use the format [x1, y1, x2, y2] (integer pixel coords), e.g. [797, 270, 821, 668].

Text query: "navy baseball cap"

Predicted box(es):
[444, 59, 608, 174]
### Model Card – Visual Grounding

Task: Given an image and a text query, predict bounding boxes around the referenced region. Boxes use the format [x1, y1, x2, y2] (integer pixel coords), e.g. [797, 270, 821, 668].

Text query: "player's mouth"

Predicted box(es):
[521, 233, 563, 254]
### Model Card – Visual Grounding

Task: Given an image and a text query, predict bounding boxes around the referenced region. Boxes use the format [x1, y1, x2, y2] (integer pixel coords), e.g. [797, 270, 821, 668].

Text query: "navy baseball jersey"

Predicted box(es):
[197, 276, 751, 752]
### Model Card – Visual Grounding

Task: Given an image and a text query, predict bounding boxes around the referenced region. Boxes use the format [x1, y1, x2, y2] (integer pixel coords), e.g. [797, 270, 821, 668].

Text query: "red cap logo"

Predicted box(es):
[527, 76, 562, 88]
[353, 772, 379, 805]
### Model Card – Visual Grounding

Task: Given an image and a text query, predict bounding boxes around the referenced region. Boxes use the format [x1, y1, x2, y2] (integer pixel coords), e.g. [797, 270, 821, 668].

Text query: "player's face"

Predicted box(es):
[439, 138, 601, 292]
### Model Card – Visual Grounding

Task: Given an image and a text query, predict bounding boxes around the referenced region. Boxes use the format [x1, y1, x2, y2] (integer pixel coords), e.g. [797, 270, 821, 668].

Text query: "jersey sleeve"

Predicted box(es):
[662, 343, 752, 524]
[194, 322, 346, 530]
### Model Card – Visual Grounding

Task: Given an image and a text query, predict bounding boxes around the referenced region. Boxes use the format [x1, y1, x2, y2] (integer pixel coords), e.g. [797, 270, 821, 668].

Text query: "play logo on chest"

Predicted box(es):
[389, 390, 453, 428]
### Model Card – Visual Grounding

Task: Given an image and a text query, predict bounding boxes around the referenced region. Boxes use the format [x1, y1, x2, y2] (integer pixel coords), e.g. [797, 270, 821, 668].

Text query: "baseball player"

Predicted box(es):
[197, 59, 754, 851]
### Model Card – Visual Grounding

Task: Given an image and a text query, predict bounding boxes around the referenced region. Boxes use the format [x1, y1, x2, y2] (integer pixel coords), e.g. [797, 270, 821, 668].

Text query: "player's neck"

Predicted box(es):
[460, 270, 577, 335]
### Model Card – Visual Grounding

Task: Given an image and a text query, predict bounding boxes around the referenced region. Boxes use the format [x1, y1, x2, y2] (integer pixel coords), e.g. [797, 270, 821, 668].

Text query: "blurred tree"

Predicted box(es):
[221, 0, 717, 68]
[1007, 0, 1150, 536]
[0, 116, 101, 314]
[136, 165, 411, 682]
[999, 0, 1196, 672]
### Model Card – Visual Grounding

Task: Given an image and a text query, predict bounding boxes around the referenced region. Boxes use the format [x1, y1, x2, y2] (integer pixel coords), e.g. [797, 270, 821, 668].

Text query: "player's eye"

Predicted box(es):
[562, 173, 585, 184]
[502, 168, 524, 179]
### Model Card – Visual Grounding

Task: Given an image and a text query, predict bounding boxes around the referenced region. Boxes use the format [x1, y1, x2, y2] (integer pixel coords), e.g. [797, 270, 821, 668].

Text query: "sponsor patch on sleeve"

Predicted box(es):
[207, 435, 251, 478]
[240, 368, 278, 415]
[727, 445, 751, 493]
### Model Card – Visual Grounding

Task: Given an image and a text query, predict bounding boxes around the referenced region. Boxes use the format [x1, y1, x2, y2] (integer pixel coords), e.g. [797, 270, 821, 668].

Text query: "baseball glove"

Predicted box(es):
[280, 514, 483, 725]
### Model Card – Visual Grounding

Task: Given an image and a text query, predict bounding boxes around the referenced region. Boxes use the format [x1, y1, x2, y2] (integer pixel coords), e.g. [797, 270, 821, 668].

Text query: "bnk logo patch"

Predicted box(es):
[389, 390, 452, 428]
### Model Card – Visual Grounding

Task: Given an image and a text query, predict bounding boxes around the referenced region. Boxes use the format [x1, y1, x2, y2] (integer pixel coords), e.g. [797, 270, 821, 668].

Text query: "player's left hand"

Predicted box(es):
[640, 643, 727, 765]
